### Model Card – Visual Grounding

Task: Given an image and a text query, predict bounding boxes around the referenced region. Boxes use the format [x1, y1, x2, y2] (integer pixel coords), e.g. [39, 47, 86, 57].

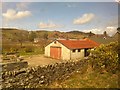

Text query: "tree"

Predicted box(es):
[89, 31, 94, 37]
[53, 32, 59, 39]
[88, 42, 118, 73]
[43, 33, 48, 40]
[103, 31, 107, 37]
[29, 31, 37, 42]
[15, 32, 25, 48]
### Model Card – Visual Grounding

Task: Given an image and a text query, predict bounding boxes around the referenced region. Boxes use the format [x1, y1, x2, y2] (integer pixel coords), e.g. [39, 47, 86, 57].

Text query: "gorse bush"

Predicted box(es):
[88, 42, 118, 74]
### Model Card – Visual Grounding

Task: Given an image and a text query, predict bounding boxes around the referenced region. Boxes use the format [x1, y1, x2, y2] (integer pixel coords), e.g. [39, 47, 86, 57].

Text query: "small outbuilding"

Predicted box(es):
[45, 38, 99, 60]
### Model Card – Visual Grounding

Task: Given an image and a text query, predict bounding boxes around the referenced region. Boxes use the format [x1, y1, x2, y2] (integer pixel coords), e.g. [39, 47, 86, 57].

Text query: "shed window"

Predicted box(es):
[72, 49, 76, 53]
[78, 49, 81, 52]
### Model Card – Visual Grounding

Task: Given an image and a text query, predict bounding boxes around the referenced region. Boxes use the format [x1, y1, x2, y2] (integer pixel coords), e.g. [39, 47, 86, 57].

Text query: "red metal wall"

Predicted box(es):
[50, 47, 61, 59]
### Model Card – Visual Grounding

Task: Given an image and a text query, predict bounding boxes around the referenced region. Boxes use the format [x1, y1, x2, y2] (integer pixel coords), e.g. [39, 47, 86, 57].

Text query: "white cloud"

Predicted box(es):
[2, 9, 31, 20]
[84, 28, 102, 34]
[38, 22, 61, 29]
[84, 26, 117, 36]
[106, 26, 117, 36]
[73, 13, 95, 25]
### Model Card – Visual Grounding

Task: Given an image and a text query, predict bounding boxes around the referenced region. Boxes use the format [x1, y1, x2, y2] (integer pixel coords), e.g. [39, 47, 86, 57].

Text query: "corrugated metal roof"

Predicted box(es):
[57, 38, 100, 49]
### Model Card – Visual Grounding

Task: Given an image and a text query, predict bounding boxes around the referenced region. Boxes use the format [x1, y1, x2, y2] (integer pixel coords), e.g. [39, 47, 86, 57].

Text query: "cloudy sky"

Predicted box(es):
[1, 2, 118, 36]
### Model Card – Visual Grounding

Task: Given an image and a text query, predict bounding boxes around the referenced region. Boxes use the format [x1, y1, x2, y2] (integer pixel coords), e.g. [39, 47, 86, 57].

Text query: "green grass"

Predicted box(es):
[19, 48, 44, 56]
[2, 43, 44, 56]
[48, 70, 119, 88]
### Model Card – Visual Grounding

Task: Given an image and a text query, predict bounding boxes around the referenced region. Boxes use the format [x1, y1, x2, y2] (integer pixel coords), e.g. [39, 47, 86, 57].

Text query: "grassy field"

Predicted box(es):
[48, 70, 119, 88]
[2, 42, 45, 56]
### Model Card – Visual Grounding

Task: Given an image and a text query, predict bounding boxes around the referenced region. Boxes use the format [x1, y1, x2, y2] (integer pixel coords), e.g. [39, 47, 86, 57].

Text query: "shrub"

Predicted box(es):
[88, 42, 118, 74]
[24, 46, 34, 53]
[2, 44, 20, 54]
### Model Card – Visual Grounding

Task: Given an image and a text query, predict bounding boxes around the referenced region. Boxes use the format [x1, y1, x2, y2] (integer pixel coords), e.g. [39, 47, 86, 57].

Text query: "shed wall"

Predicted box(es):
[70, 49, 84, 59]
[45, 41, 70, 60]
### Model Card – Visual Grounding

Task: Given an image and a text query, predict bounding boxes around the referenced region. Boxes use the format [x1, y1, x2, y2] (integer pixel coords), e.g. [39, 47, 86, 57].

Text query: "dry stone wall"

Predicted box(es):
[1, 61, 28, 71]
[1, 60, 88, 88]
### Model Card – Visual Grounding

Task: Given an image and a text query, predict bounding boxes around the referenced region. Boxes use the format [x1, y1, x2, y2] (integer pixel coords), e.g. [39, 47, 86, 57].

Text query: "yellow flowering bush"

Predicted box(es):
[88, 42, 118, 73]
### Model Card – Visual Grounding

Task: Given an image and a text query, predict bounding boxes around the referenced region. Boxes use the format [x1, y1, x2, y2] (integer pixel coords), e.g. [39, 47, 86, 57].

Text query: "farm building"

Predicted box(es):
[45, 38, 99, 60]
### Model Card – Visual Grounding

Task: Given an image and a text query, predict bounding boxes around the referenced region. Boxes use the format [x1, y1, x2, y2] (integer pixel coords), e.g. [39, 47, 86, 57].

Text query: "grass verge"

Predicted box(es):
[48, 68, 119, 88]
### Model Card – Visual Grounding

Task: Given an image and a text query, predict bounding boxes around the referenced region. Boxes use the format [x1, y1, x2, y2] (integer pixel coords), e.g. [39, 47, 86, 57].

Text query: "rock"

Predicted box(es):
[39, 80, 44, 84]
[41, 75, 44, 79]
[29, 75, 34, 79]
[25, 78, 29, 82]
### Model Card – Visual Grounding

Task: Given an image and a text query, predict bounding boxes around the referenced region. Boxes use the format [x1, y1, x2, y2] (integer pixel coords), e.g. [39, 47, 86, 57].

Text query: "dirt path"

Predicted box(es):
[23, 55, 62, 67]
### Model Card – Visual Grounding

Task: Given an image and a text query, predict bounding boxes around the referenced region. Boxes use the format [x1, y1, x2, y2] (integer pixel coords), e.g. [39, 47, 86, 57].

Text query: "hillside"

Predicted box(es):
[2, 28, 29, 43]
[2, 28, 89, 44]
[1, 28, 117, 44]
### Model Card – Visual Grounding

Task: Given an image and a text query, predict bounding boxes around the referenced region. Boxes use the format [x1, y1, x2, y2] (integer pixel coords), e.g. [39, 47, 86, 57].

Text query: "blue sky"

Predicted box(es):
[1, 2, 118, 35]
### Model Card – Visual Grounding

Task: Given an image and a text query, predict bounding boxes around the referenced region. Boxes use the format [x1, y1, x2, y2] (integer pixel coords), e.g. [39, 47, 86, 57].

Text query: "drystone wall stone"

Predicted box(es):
[1, 60, 87, 88]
